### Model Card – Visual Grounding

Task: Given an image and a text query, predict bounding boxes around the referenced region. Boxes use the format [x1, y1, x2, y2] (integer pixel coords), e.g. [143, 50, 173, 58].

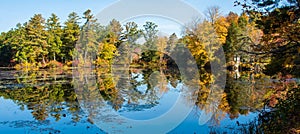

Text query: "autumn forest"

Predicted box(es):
[0, 0, 299, 134]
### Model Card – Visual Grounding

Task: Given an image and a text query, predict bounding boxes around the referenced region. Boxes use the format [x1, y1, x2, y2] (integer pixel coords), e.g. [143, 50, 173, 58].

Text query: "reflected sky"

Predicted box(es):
[0, 97, 104, 134]
[0, 68, 262, 133]
[0, 96, 259, 134]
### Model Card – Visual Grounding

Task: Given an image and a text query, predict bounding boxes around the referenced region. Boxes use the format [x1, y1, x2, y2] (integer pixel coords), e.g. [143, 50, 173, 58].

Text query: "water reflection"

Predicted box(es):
[225, 72, 272, 119]
[0, 68, 283, 133]
[0, 69, 103, 133]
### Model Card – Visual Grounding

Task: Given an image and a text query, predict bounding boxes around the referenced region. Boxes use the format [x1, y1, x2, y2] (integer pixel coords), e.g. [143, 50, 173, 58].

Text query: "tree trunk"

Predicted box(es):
[42, 56, 46, 66]
[53, 53, 56, 61]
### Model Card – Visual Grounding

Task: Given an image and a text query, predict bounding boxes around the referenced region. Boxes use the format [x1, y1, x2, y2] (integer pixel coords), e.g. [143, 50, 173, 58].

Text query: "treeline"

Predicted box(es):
[0, 9, 180, 68]
[1, 1, 299, 76]
[0, 12, 80, 67]
[0, 8, 260, 69]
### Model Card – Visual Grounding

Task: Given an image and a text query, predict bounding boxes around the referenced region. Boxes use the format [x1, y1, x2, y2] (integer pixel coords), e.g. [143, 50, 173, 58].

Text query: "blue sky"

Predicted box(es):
[0, 0, 242, 33]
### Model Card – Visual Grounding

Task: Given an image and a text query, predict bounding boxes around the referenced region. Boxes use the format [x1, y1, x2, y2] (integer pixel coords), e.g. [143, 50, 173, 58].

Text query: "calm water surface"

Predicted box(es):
[0, 68, 268, 133]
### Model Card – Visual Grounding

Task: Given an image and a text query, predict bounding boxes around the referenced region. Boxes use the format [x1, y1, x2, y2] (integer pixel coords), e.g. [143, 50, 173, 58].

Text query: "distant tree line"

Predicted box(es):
[0, 4, 298, 76]
[0, 9, 258, 68]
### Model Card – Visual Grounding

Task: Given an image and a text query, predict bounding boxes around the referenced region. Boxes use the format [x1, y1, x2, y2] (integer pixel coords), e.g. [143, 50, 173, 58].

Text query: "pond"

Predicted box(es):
[0, 68, 283, 133]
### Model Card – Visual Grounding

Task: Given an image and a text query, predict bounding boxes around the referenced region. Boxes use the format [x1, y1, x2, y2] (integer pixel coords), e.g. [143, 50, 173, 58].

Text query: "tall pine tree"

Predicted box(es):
[25, 14, 48, 65]
[46, 13, 62, 61]
[62, 12, 80, 63]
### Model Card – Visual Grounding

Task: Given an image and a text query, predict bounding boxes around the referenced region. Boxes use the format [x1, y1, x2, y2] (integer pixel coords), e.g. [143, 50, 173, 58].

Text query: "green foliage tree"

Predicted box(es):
[5, 24, 28, 65]
[120, 22, 142, 64]
[0, 32, 13, 66]
[122, 21, 141, 44]
[61, 12, 80, 63]
[224, 19, 241, 62]
[46, 13, 63, 61]
[223, 13, 261, 65]
[141, 22, 159, 63]
[143, 21, 158, 50]
[25, 14, 48, 65]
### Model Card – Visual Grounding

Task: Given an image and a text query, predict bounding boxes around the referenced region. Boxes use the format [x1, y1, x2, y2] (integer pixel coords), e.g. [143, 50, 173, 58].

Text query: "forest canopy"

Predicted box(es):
[0, 3, 299, 77]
